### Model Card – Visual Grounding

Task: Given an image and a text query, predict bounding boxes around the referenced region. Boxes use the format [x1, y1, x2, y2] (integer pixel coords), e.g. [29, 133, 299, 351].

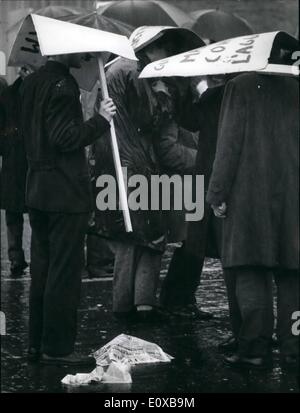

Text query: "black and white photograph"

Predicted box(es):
[0, 0, 299, 396]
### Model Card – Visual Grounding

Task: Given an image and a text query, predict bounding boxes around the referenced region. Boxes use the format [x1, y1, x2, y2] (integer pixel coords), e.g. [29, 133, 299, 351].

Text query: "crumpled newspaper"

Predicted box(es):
[61, 366, 104, 386]
[61, 361, 132, 386]
[93, 334, 173, 366]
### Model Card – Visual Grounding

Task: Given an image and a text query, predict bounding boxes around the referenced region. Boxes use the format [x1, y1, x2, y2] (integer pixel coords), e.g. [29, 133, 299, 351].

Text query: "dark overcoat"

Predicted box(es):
[207, 73, 299, 269]
[0, 77, 27, 212]
[93, 58, 166, 251]
[20, 61, 110, 214]
[182, 85, 225, 258]
[154, 120, 198, 242]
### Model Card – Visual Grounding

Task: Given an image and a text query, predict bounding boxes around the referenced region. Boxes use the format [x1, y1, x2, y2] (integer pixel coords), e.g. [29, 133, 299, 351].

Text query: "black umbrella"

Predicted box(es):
[96, 0, 193, 28]
[64, 11, 134, 36]
[186, 9, 253, 44]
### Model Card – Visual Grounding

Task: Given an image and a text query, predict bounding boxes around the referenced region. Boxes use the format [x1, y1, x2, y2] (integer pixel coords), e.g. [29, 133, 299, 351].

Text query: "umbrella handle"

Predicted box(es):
[97, 56, 133, 233]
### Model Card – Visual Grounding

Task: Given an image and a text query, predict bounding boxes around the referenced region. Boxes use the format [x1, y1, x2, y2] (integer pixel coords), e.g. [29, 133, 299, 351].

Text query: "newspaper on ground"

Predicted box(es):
[61, 361, 132, 386]
[102, 360, 132, 383]
[93, 334, 174, 366]
[61, 366, 104, 386]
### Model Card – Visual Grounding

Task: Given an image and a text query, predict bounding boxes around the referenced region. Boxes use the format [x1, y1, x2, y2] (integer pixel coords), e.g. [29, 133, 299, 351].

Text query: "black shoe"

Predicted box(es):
[224, 353, 271, 370]
[218, 336, 238, 352]
[169, 304, 213, 320]
[10, 261, 28, 277]
[113, 310, 137, 322]
[135, 309, 167, 324]
[27, 347, 40, 362]
[280, 355, 299, 372]
[40, 352, 96, 366]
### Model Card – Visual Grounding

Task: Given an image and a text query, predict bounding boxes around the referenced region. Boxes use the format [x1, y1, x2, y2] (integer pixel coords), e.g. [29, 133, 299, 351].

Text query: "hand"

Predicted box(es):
[211, 202, 227, 218]
[99, 98, 116, 122]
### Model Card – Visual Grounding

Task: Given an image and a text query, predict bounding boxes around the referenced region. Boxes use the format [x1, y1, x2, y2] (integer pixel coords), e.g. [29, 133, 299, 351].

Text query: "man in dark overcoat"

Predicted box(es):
[20, 54, 116, 365]
[0, 67, 33, 277]
[207, 72, 299, 369]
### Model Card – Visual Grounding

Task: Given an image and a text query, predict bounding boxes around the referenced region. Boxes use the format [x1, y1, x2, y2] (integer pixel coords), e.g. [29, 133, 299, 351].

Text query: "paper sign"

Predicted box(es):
[9, 13, 137, 67]
[139, 31, 298, 78]
[130, 25, 175, 52]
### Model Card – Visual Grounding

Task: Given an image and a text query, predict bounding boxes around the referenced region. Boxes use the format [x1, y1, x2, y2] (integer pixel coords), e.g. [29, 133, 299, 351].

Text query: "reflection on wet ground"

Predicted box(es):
[1, 212, 299, 393]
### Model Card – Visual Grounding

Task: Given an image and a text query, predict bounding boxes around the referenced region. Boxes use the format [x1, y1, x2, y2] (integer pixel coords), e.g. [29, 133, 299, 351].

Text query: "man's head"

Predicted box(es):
[49, 53, 93, 69]
[142, 36, 173, 63]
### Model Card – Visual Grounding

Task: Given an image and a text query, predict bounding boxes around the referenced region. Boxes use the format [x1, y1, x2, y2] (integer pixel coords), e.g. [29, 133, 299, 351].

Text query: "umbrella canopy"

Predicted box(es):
[65, 11, 134, 37]
[34, 5, 89, 19]
[6, 5, 87, 35]
[140, 31, 299, 79]
[96, 0, 193, 28]
[185, 9, 253, 43]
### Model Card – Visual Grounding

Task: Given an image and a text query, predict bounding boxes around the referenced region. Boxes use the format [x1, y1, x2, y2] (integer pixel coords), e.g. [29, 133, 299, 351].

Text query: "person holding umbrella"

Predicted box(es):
[93, 27, 203, 322]
[20, 51, 116, 365]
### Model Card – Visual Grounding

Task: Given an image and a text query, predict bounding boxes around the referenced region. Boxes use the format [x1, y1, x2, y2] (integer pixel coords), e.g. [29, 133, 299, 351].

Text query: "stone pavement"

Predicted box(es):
[1, 212, 299, 393]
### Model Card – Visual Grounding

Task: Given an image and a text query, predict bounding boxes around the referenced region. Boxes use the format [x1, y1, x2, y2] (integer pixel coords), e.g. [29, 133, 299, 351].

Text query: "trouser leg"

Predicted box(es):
[5, 211, 25, 265]
[223, 269, 242, 339]
[134, 246, 162, 308]
[41, 213, 89, 356]
[159, 243, 204, 307]
[274, 269, 299, 357]
[28, 209, 49, 351]
[235, 267, 274, 357]
[112, 242, 136, 313]
[86, 234, 114, 277]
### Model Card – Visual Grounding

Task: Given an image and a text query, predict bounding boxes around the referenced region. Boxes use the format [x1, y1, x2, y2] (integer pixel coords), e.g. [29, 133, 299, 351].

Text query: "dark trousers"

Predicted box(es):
[5, 211, 26, 266]
[160, 215, 221, 308]
[112, 242, 162, 313]
[224, 267, 274, 357]
[86, 234, 114, 277]
[28, 209, 89, 356]
[224, 267, 299, 357]
[274, 269, 299, 356]
[159, 244, 203, 307]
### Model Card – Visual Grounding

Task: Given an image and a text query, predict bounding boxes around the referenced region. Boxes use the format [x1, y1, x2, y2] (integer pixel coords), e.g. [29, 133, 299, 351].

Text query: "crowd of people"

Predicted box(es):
[0, 26, 299, 372]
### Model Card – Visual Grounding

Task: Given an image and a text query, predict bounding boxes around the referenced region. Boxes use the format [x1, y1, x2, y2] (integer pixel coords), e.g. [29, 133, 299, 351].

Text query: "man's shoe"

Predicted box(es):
[135, 309, 167, 324]
[169, 304, 213, 320]
[27, 347, 40, 362]
[40, 352, 96, 366]
[218, 336, 238, 352]
[280, 355, 299, 372]
[224, 353, 271, 370]
[10, 261, 28, 277]
[113, 310, 137, 322]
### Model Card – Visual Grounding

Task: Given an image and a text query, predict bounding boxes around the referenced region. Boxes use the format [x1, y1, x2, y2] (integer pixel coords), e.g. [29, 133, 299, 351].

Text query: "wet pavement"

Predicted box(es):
[1, 212, 299, 393]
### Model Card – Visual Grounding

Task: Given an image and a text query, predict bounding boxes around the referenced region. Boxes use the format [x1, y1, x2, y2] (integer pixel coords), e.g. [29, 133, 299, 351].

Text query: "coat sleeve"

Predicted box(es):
[155, 120, 197, 174]
[46, 81, 110, 152]
[206, 79, 246, 206]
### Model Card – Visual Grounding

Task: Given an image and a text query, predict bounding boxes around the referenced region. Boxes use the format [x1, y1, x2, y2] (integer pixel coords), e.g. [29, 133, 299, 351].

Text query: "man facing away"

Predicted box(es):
[20, 53, 116, 365]
[207, 70, 299, 370]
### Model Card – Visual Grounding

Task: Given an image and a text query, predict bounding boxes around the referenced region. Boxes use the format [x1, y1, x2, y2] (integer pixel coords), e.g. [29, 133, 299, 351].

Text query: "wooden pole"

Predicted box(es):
[97, 55, 133, 233]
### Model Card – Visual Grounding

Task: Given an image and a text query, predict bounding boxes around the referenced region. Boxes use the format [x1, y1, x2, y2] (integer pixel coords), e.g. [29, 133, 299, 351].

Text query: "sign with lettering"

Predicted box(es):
[129, 25, 204, 52]
[140, 31, 299, 78]
[9, 14, 137, 69]
[8, 15, 45, 68]
[130, 26, 174, 52]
